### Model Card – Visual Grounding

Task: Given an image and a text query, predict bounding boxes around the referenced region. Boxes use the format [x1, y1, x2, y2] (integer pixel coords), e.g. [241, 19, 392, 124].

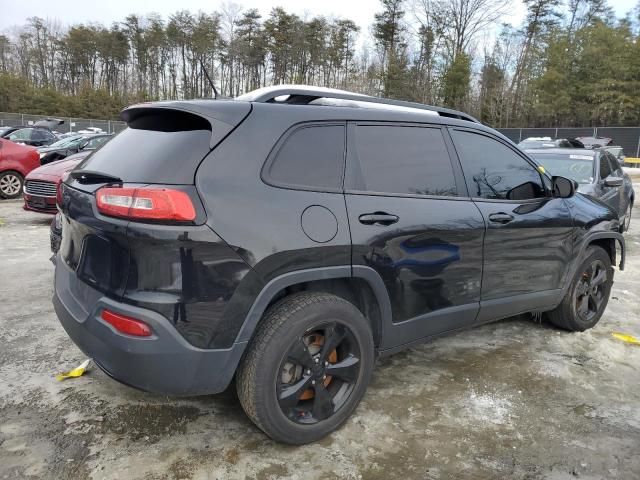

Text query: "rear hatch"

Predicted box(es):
[57, 101, 251, 301]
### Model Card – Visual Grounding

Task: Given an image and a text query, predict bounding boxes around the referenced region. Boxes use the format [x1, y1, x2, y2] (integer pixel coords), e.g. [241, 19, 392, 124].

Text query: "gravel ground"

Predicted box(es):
[0, 196, 639, 480]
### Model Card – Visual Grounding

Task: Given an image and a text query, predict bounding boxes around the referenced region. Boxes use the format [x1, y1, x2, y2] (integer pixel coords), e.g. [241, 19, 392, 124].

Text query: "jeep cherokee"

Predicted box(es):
[53, 85, 626, 444]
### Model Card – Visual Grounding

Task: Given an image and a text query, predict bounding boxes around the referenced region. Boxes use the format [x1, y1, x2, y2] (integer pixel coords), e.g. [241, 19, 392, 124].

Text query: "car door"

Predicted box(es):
[344, 122, 485, 348]
[448, 128, 574, 323]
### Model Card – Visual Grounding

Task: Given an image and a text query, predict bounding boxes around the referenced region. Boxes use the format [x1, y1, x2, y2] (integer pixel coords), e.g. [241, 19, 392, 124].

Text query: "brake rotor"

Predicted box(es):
[299, 332, 337, 400]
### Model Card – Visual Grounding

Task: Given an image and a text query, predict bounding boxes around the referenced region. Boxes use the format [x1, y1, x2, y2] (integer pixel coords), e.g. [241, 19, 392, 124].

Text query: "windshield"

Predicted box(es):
[530, 153, 595, 184]
[47, 136, 83, 148]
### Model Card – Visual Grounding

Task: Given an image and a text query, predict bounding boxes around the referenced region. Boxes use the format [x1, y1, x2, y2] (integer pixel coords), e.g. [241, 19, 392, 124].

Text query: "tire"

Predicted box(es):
[236, 292, 375, 444]
[0, 170, 24, 199]
[621, 201, 632, 233]
[546, 246, 613, 332]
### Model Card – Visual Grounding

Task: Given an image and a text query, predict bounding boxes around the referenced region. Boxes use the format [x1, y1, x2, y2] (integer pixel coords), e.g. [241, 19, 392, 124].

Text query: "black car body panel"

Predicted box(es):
[53, 90, 626, 396]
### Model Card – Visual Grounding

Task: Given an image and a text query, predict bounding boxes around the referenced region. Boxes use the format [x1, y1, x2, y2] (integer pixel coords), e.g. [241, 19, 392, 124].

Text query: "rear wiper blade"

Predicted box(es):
[70, 170, 123, 185]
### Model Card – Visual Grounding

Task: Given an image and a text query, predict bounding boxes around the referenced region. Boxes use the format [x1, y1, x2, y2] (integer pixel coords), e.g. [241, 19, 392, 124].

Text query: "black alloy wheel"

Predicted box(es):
[236, 292, 374, 444]
[277, 322, 361, 424]
[546, 245, 613, 332]
[573, 259, 608, 323]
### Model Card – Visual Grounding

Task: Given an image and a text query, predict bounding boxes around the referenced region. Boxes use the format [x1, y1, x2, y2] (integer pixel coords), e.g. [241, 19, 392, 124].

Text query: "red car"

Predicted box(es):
[23, 151, 90, 213]
[0, 139, 40, 199]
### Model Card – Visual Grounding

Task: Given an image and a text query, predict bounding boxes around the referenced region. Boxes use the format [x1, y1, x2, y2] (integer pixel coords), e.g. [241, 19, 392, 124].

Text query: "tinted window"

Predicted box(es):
[78, 128, 211, 184]
[265, 125, 345, 190]
[32, 129, 52, 140]
[350, 125, 456, 196]
[599, 154, 612, 179]
[452, 130, 545, 200]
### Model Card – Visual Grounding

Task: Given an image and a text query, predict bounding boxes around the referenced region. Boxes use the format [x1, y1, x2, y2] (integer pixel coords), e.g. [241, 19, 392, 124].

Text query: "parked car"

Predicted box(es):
[0, 138, 40, 198]
[518, 137, 584, 149]
[527, 148, 634, 232]
[38, 133, 113, 165]
[575, 136, 612, 148]
[77, 127, 105, 134]
[1, 126, 58, 147]
[24, 150, 92, 214]
[53, 85, 625, 445]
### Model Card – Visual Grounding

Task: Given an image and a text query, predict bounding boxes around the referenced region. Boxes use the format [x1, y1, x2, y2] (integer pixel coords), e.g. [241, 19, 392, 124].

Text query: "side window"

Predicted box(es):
[264, 124, 345, 191]
[599, 153, 613, 179]
[32, 129, 50, 140]
[606, 152, 621, 173]
[9, 128, 32, 141]
[451, 129, 545, 200]
[349, 125, 457, 196]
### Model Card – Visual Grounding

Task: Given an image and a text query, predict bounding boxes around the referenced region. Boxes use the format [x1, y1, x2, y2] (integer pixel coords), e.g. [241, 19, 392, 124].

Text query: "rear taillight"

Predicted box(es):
[56, 180, 63, 206]
[96, 187, 196, 222]
[57, 172, 71, 207]
[101, 309, 153, 337]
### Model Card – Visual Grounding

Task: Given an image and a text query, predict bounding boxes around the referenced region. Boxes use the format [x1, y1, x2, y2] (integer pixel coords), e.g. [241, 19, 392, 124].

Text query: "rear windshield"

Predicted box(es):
[530, 153, 595, 184]
[77, 111, 211, 184]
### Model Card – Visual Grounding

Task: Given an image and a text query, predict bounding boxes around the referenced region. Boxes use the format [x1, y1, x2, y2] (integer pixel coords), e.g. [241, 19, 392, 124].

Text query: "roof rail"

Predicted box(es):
[236, 85, 479, 123]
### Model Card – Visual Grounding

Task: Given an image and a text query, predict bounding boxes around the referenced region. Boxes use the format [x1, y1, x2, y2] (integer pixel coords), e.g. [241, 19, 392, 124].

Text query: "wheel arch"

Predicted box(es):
[585, 232, 625, 270]
[566, 233, 625, 298]
[235, 266, 392, 349]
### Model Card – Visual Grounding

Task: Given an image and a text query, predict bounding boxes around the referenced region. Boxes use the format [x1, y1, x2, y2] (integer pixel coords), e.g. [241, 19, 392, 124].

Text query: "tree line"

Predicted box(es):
[0, 0, 639, 127]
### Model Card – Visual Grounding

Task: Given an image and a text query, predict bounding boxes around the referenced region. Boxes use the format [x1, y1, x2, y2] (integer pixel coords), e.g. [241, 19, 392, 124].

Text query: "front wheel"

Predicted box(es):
[546, 245, 613, 331]
[0, 170, 24, 199]
[236, 292, 374, 444]
[621, 201, 632, 233]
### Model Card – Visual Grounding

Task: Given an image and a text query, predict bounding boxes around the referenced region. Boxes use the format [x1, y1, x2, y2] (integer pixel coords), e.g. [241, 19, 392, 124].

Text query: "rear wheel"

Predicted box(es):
[236, 292, 374, 444]
[0, 171, 24, 199]
[546, 246, 613, 331]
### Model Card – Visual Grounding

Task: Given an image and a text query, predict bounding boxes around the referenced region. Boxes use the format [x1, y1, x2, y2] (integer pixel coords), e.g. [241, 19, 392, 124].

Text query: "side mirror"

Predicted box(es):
[552, 176, 576, 198]
[604, 176, 623, 187]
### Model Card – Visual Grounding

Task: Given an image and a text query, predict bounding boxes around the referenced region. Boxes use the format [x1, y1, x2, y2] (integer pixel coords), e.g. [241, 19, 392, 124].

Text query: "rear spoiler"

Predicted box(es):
[121, 100, 251, 149]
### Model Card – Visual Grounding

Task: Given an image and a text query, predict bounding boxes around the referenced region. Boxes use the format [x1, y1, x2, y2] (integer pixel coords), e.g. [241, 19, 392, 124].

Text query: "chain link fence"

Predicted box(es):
[498, 127, 640, 158]
[0, 112, 126, 134]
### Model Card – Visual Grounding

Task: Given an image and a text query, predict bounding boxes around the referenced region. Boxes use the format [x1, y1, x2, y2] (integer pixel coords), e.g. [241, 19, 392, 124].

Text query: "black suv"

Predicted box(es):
[53, 86, 625, 444]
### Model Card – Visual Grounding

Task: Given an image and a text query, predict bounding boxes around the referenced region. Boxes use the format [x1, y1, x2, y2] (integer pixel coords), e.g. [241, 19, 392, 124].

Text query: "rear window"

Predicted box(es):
[263, 124, 345, 191]
[77, 111, 212, 184]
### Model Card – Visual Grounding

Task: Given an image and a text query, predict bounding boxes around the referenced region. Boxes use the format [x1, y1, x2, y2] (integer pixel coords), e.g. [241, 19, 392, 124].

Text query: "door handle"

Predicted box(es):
[358, 212, 399, 226]
[488, 212, 514, 224]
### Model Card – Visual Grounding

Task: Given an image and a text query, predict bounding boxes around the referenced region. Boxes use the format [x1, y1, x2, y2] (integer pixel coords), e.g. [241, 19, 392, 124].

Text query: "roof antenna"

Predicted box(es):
[200, 59, 219, 99]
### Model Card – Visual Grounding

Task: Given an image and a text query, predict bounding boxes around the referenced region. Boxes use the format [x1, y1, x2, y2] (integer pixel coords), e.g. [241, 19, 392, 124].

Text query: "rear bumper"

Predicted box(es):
[53, 258, 247, 395]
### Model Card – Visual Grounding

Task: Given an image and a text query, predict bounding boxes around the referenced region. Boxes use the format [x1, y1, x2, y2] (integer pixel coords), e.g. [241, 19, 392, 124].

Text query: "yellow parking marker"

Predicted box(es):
[55, 359, 92, 381]
[612, 332, 640, 345]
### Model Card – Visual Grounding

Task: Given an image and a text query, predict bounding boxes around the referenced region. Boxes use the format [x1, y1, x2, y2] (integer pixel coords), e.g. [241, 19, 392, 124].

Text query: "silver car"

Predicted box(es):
[527, 148, 635, 232]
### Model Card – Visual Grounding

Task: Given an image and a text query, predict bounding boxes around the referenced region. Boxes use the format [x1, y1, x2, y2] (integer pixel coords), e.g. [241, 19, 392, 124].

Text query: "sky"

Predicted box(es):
[0, 0, 637, 35]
